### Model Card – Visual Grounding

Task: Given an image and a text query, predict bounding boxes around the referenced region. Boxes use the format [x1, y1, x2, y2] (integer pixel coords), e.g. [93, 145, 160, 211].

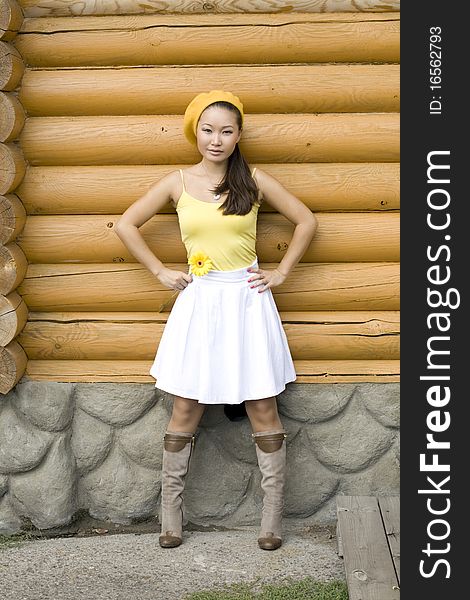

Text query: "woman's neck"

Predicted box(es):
[200, 158, 227, 179]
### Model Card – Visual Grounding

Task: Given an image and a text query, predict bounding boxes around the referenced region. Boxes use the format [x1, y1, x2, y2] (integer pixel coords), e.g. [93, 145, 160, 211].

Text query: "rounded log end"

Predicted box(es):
[0, 338, 27, 394]
[0, 193, 27, 244]
[0, 241, 28, 295]
[0, 142, 26, 194]
[0, 40, 24, 90]
[0, 290, 28, 345]
[0, 0, 24, 41]
[0, 91, 25, 141]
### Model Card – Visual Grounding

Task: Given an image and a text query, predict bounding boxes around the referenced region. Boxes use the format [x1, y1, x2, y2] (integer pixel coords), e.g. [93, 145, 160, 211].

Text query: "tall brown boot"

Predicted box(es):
[252, 429, 287, 551]
[159, 430, 195, 548]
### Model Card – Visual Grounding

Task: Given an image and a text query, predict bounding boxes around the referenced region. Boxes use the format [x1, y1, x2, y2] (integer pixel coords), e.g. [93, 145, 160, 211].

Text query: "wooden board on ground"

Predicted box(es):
[336, 495, 400, 600]
[378, 496, 400, 583]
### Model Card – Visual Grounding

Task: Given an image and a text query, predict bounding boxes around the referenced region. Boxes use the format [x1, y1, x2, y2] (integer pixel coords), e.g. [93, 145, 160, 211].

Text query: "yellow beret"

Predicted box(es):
[183, 90, 244, 145]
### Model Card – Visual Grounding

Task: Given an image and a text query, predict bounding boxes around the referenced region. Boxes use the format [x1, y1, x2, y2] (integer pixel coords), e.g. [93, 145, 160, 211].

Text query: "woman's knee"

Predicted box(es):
[170, 396, 205, 429]
[245, 397, 281, 429]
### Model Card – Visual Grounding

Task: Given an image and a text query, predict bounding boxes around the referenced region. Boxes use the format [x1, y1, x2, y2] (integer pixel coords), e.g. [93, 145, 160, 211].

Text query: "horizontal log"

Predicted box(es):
[0, 241, 28, 294]
[0, 142, 26, 194]
[24, 359, 400, 384]
[0, 40, 24, 90]
[19, 64, 400, 116]
[0, 338, 27, 394]
[16, 13, 399, 66]
[293, 359, 399, 380]
[0, 0, 24, 41]
[0, 193, 26, 244]
[18, 1, 401, 18]
[17, 163, 400, 214]
[19, 262, 399, 312]
[17, 213, 400, 263]
[18, 310, 399, 360]
[26, 309, 399, 323]
[0, 290, 28, 345]
[0, 91, 25, 141]
[19, 114, 400, 166]
[19, 11, 400, 27]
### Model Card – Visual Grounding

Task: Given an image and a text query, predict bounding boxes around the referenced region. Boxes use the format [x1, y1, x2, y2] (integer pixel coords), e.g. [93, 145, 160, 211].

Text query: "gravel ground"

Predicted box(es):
[0, 524, 345, 600]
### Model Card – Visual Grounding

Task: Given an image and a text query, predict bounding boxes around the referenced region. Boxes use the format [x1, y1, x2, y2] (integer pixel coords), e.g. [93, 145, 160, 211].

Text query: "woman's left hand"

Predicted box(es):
[247, 267, 286, 293]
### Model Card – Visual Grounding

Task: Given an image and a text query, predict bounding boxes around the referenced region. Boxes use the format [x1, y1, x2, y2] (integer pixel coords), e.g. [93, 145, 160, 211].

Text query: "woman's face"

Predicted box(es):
[196, 106, 241, 163]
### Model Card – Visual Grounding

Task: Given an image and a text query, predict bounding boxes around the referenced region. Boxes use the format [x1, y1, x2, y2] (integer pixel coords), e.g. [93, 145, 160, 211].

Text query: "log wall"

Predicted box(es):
[0, 0, 29, 394]
[4, 2, 400, 390]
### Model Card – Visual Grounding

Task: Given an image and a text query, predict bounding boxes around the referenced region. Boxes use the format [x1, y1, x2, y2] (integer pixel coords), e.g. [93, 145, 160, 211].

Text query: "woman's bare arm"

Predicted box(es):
[254, 169, 318, 277]
[115, 171, 192, 290]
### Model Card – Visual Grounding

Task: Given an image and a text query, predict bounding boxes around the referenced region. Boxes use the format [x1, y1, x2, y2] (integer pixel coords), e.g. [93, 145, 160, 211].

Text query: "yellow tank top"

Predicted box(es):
[176, 168, 260, 271]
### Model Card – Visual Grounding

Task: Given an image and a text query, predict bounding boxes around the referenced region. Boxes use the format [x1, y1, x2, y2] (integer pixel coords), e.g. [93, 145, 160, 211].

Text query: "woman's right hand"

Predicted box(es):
[156, 267, 193, 291]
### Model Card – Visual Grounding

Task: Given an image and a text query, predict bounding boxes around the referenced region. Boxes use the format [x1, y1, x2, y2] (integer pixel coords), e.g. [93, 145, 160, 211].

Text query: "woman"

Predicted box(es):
[115, 90, 317, 551]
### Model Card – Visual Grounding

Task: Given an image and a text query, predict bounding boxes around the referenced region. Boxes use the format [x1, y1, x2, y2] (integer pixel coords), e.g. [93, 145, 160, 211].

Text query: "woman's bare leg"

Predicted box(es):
[245, 396, 286, 551]
[159, 396, 206, 548]
[245, 396, 283, 432]
[167, 395, 207, 432]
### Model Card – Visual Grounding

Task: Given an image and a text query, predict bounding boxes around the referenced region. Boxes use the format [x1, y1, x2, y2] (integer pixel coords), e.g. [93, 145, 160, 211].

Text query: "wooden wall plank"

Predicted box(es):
[17, 310, 399, 360]
[19, 114, 399, 166]
[19, 64, 399, 116]
[17, 163, 400, 214]
[16, 213, 400, 263]
[19, 262, 400, 312]
[24, 359, 400, 383]
[15, 14, 399, 66]
[19, 11, 400, 29]
[25, 309, 399, 322]
[18, 1, 401, 19]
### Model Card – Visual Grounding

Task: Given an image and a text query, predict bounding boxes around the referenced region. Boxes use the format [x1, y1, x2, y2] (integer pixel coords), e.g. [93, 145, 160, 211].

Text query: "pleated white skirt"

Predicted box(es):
[149, 258, 296, 404]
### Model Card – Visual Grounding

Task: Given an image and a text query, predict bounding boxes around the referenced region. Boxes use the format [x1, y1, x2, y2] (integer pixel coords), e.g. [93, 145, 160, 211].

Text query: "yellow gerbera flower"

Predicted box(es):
[188, 252, 213, 276]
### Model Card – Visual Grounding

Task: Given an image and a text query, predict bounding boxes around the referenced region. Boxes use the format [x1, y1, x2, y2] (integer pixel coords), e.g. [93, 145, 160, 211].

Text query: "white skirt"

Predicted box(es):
[149, 258, 297, 404]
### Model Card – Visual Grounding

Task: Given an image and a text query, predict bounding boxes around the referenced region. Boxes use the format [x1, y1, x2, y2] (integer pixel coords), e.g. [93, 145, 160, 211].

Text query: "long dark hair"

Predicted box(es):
[200, 101, 259, 216]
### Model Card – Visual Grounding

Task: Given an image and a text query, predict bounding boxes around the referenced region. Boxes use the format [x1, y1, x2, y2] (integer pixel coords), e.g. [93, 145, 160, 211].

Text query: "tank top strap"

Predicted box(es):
[251, 167, 257, 178]
[179, 169, 186, 192]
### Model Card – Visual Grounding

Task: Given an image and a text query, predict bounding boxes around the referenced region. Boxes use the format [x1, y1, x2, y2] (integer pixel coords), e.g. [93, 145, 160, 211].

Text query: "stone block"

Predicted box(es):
[75, 383, 157, 426]
[209, 419, 258, 465]
[284, 431, 340, 518]
[9, 432, 77, 529]
[0, 494, 22, 535]
[117, 399, 169, 471]
[0, 402, 53, 474]
[278, 384, 354, 423]
[81, 443, 159, 524]
[13, 381, 75, 432]
[306, 391, 396, 473]
[0, 475, 8, 497]
[359, 383, 400, 428]
[184, 432, 251, 523]
[71, 408, 113, 474]
[198, 403, 227, 428]
[338, 446, 400, 496]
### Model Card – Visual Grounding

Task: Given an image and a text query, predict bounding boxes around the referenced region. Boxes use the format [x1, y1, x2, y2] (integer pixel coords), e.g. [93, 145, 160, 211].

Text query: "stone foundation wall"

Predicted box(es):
[0, 382, 399, 535]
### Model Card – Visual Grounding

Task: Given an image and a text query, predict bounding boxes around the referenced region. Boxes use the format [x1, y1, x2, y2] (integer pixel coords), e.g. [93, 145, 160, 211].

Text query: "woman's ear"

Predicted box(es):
[236, 128, 242, 143]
